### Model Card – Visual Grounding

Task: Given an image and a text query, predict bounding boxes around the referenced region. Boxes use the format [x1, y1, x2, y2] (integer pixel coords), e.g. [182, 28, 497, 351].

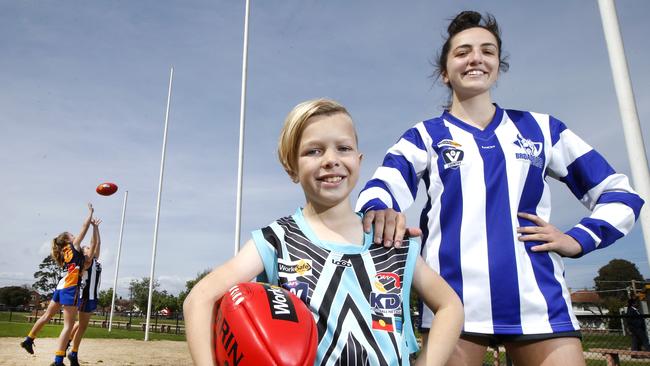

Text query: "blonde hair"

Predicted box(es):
[278, 98, 352, 180]
[51, 232, 71, 267]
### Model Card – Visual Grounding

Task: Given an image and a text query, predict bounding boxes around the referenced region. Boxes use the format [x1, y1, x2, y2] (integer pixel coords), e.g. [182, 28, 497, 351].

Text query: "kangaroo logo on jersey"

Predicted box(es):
[514, 134, 543, 168]
[278, 258, 312, 278]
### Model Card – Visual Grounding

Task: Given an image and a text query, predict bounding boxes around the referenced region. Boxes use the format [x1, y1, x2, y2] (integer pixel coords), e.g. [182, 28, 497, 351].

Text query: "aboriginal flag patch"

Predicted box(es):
[371, 314, 394, 332]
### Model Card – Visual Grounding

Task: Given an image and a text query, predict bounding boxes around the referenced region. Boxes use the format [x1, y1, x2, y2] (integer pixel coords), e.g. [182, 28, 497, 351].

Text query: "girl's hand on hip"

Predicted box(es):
[517, 212, 582, 257]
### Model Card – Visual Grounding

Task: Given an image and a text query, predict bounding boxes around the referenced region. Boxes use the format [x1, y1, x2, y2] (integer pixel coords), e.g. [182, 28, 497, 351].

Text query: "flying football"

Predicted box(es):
[96, 182, 118, 196]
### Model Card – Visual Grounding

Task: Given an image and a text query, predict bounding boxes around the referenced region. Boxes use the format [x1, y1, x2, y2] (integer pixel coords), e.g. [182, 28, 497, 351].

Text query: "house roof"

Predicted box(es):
[571, 290, 602, 303]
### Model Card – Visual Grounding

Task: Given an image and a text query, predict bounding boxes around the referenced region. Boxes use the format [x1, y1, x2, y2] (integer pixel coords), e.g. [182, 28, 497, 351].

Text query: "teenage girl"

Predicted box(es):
[356, 11, 644, 366]
[66, 217, 102, 366]
[20, 203, 96, 366]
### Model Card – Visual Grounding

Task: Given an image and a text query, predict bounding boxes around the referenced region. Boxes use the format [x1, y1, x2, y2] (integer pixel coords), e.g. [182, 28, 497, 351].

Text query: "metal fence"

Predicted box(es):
[2, 307, 185, 335]
[485, 315, 650, 365]
[6, 307, 650, 364]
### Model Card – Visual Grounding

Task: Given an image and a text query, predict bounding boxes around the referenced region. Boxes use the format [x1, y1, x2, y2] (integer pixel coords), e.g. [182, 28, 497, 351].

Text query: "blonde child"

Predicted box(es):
[184, 99, 463, 365]
[21, 203, 96, 366]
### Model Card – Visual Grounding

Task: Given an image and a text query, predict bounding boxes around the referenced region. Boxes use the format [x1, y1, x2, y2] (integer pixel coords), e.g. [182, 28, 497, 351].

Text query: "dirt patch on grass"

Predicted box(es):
[2, 337, 192, 365]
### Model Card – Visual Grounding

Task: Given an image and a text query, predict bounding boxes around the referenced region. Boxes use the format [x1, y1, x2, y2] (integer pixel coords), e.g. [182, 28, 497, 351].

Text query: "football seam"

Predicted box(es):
[242, 288, 283, 366]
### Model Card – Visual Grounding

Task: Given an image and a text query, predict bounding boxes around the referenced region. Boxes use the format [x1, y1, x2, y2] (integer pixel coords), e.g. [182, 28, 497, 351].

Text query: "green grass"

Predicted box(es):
[0, 311, 30, 322]
[0, 321, 185, 341]
[1, 311, 184, 326]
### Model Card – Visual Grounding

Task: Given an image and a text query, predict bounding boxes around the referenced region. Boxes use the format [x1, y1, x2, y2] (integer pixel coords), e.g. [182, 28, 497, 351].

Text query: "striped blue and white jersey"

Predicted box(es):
[253, 208, 419, 366]
[80, 259, 102, 301]
[356, 106, 644, 335]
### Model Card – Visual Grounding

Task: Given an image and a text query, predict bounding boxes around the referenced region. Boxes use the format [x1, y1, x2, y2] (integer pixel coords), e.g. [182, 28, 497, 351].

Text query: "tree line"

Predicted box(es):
[1, 254, 646, 317]
[1, 255, 210, 317]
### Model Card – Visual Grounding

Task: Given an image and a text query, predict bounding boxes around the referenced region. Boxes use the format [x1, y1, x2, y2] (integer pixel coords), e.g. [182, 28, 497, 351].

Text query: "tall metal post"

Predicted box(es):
[145, 67, 174, 341]
[109, 190, 128, 331]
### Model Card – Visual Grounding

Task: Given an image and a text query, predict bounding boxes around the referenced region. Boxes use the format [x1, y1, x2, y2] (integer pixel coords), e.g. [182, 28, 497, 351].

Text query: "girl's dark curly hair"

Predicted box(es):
[434, 10, 510, 85]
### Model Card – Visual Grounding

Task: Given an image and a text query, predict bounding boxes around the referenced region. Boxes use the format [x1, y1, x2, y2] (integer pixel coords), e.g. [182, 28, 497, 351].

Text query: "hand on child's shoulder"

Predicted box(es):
[362, 209, 420, 248]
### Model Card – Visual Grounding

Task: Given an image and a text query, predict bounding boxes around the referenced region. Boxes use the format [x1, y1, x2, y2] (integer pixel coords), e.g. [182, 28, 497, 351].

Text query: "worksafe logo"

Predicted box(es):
[278, 258, 313, 278]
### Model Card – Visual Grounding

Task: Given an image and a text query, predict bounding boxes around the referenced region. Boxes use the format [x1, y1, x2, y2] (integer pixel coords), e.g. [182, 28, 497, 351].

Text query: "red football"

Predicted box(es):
[96, 182, 118, 196]
[215, 282, 317, 366]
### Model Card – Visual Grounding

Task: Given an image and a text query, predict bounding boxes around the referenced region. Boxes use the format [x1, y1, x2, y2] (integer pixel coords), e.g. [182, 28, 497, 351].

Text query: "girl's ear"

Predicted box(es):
[442, 71, 449, 85]
[359, 153, 364, 163]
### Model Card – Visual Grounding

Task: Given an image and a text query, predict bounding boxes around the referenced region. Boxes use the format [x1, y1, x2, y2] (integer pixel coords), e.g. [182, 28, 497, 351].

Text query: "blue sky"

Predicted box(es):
[1, 1, 648, 297]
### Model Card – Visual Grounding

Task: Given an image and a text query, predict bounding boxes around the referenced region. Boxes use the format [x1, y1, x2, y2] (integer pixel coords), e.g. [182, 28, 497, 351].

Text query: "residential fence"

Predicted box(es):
[2, 307, 185, 335]
[5, 307, 650, 364]
[485, 315, 650, 365]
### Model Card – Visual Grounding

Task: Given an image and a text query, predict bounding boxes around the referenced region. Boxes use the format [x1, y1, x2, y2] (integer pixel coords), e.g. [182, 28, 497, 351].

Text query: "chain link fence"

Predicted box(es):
[484, 315, 650, 365]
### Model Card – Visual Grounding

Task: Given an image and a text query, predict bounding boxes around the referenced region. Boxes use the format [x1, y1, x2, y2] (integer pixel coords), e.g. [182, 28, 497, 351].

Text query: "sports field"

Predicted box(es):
[2, 337, 192, 365]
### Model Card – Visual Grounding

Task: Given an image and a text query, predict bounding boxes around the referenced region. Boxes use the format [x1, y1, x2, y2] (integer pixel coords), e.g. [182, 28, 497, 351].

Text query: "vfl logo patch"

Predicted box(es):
[263, 284, 298, 322]
[441, 148, 464, 169]
[282, 280, 309, 303]
[278, 258, 313, 278]
[514, 134, 543, 168]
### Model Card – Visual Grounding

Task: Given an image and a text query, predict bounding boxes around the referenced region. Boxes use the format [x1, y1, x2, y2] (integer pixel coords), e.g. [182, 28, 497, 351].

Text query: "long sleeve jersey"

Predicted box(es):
[356, 105, 644, 334]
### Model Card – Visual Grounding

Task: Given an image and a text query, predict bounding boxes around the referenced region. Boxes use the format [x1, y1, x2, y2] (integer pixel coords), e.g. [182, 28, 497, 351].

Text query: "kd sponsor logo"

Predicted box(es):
[369, 292, 402, 315]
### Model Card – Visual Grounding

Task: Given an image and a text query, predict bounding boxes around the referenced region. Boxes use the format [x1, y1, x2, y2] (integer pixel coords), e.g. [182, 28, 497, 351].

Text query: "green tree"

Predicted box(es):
[157, 291, 179, 315]
[32, 255, 64, 295]
[0, 286, 32, 307]
[594, 259, 643, 328]
[98, 288, 114, 314]
[595, 259, 643, 301]
[128, 277, 166, 314]
[178, 269, 210, 309]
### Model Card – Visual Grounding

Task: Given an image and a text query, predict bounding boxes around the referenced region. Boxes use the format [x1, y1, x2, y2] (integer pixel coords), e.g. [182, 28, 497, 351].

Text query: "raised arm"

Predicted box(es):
[412, 257, 464, 366]
[73, 203, 94, 251]
[184, 240, 264, 366]
[90, 218, 101, 259]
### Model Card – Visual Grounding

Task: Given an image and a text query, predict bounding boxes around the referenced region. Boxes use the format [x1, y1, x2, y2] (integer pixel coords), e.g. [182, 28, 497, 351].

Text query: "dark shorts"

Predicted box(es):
[461, 330, 582, 347]
[78, 299, 98, 313]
